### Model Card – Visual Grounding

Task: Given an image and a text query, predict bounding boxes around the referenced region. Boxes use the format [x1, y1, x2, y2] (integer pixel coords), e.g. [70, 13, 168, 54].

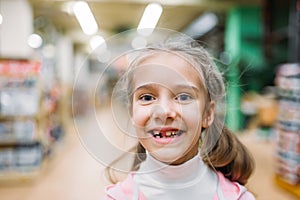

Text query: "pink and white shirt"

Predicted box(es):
[104, 152, 255, 200]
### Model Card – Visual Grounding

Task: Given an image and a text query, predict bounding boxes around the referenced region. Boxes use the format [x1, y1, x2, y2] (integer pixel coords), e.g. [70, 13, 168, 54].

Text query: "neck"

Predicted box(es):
[169, 145, 199, 165]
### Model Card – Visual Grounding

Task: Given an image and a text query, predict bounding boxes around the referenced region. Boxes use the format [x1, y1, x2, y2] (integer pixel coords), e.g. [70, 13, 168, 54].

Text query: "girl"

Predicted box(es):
[103, 38, 255, 200]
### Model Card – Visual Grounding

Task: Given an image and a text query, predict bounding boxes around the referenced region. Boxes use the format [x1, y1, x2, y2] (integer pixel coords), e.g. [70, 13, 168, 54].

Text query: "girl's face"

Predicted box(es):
[131, 51, 214, 165]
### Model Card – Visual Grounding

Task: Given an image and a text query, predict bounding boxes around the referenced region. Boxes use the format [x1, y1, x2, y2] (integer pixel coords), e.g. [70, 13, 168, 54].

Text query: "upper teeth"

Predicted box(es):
[153, 131, 160, 136]
[152, 131, 178, 136]
[166, 132, 172, 136]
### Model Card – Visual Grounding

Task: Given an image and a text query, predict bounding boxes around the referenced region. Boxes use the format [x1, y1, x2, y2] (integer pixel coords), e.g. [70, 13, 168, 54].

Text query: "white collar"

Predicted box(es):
[136, 150, 212, 187]
[133, 149, 218, 199]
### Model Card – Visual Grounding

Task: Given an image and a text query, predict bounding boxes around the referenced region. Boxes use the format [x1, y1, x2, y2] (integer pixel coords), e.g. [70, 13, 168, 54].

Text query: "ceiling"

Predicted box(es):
[28, 0, 261, 44]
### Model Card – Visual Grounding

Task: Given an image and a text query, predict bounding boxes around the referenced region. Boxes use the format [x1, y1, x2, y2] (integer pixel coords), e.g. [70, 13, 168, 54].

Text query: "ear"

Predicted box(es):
[202, 101, 215, 128]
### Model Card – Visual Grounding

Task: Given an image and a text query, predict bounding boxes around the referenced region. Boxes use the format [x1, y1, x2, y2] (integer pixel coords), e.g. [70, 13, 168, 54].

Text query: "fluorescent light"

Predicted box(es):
[27, 33, 43, 49]
[137, 3, 163, 36]
[90, 35, 105, 50]
[183, 12, 218, 38]
[0, 14, 3, 25]
[73, 1, 98, 35]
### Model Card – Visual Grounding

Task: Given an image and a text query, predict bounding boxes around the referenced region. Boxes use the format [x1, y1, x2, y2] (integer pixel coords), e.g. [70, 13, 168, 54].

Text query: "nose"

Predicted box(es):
[151, 98, 177, 123]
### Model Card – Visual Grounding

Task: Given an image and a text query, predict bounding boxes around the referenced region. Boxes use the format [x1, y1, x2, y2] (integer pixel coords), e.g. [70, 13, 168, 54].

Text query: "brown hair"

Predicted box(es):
[107, 37, 254, 185]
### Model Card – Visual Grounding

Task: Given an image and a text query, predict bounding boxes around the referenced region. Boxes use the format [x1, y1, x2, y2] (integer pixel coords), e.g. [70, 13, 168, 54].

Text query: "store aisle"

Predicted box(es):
[0, 108, 299, 200]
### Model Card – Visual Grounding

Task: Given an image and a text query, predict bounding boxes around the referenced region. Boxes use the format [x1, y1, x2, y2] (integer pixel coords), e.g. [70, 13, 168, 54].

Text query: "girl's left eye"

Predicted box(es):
[175, 94, 193, 102]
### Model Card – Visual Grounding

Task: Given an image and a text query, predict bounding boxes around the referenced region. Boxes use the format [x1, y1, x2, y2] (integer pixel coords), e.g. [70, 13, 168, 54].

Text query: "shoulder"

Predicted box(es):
[103, 173, 146, 200]
[217, 172, 255, 200]
[103, 173, 134, 200]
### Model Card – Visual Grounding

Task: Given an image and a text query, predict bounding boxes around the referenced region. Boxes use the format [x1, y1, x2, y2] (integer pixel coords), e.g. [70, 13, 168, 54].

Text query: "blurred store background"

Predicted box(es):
[0, 0, 299, 199]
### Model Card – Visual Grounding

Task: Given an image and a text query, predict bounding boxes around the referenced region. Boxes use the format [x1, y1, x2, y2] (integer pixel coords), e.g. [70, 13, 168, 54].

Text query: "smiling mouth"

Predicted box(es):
[149, 130, 184, 138]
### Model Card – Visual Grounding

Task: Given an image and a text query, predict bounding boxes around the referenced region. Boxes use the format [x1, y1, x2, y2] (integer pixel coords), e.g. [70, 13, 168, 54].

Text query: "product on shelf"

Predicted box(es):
[274, 63, 300, 196]
[0, 142, 43, 173]
[0, 120, 36, 143]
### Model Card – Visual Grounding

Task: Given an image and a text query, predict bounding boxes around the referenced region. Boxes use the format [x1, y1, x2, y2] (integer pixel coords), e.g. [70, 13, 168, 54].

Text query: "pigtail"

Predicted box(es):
[201, 119, 254, 185]
[132, 142, 146, 171]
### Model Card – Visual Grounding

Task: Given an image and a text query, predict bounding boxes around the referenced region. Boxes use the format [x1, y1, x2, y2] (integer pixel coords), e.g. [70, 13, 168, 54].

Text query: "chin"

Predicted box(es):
[150, 149, 186, 164]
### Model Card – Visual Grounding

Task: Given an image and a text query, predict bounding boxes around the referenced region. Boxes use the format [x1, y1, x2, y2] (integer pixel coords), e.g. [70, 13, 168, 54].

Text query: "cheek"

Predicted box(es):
[181, 104, 204, 130]
[184, 110, 202, 128]
[132, 103, 151, 128]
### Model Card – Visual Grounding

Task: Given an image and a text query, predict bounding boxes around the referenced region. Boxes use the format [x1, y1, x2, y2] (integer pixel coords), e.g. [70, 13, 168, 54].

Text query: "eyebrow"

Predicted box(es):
[174, 84, 202, 93]
[133, 83, 202, 94]
[133, 84, 157, 92]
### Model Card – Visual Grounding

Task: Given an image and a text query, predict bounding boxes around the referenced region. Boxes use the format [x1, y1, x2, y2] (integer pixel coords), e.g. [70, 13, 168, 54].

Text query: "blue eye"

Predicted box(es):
[139, 94, 155, 102]
[175, 94, 192, 102]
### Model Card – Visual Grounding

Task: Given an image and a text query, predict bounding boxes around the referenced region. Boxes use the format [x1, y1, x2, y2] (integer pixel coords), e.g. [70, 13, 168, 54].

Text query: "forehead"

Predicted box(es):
[132, 51, 203, 89]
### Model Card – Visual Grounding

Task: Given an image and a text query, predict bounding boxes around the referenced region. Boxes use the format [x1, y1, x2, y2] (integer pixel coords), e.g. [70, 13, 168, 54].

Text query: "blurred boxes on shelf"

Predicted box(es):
[274, 63, 300, 192]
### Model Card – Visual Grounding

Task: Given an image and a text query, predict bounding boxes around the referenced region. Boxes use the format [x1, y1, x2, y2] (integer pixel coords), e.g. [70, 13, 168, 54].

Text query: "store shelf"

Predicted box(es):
[274, 63, 300, 197]
[0, 59, 66, 183]
[274, 175, 300, 198]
